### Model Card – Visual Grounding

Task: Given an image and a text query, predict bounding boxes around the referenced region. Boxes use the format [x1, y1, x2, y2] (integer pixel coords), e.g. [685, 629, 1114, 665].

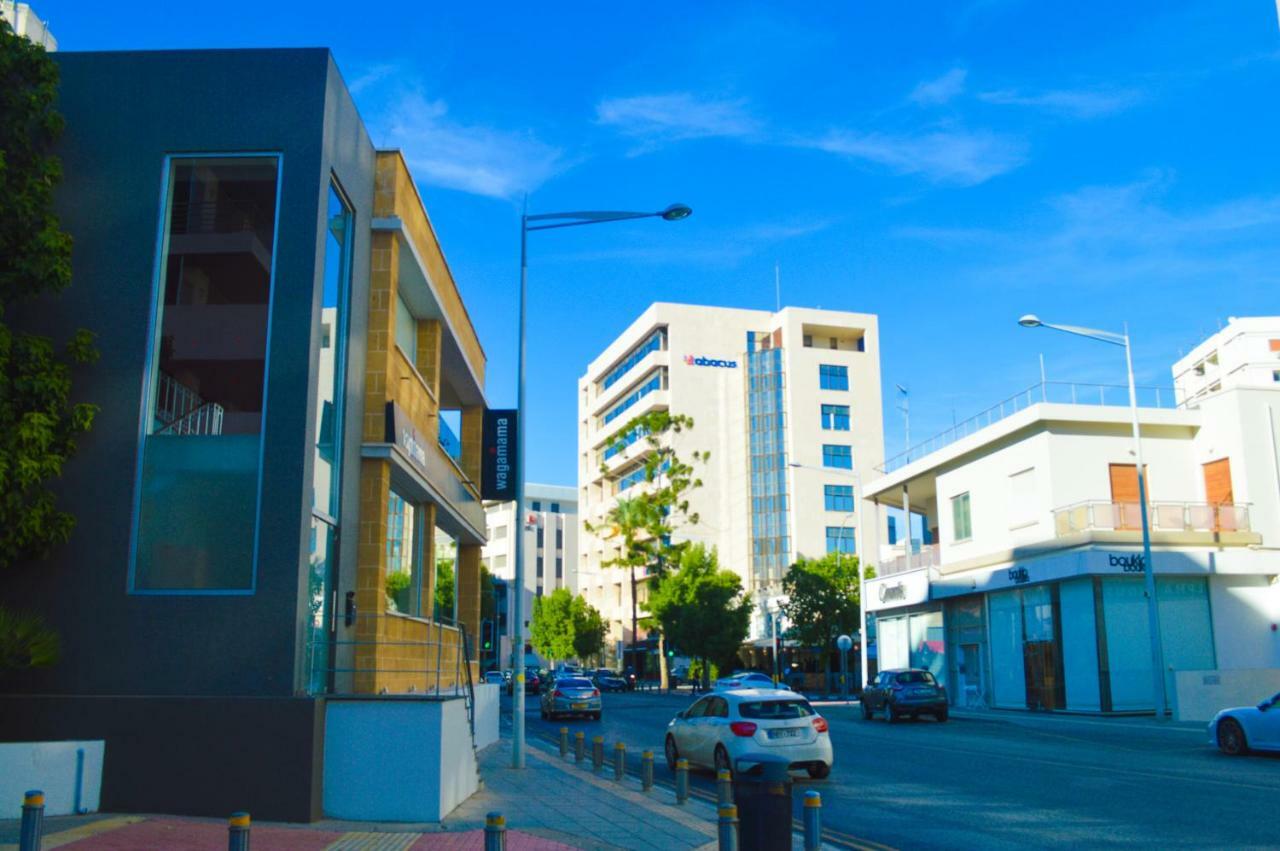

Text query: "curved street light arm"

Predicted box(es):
[1038, 320, 1127, 347]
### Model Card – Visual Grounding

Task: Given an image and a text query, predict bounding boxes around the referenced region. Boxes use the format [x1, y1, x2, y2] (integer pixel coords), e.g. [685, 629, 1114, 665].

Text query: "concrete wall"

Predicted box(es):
[472, 683, 500, 749]
[1210, 574, 1280, 670]
[0, 741, 103, 817]
[1175, 668, 1280, 723]
[323, 698, 478, 821]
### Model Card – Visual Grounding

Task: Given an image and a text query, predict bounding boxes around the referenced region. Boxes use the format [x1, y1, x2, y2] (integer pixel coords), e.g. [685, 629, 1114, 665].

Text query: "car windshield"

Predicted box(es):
[738, 699, 815, 719]
[558, 678, 594, 689]
[895, 671, 937, 685]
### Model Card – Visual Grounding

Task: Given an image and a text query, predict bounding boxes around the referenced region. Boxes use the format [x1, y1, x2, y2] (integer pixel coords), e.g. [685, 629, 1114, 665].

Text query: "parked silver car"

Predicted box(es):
[540, 676, 602, 721]
[1209, 691, 1280, 755]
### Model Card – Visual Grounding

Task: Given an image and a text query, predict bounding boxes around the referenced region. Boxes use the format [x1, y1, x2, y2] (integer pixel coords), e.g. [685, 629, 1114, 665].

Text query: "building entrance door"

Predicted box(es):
[960, 643, 983, 707]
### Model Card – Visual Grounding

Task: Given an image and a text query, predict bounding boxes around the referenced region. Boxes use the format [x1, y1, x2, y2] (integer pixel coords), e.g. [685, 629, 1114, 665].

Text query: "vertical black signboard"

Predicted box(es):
[481, 408, 518, 500]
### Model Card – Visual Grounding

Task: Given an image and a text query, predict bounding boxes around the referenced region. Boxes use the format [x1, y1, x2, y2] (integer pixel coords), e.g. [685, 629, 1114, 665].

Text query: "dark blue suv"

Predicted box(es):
[861, 668, 949, 723]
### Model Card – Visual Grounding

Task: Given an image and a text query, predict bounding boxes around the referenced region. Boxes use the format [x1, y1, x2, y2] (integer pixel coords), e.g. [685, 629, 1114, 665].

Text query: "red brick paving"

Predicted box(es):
[52, 818, 579, 850]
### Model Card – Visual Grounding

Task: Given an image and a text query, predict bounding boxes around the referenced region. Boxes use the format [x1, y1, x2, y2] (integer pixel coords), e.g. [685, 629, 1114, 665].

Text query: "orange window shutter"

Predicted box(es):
[1203, 458, 1233, 505]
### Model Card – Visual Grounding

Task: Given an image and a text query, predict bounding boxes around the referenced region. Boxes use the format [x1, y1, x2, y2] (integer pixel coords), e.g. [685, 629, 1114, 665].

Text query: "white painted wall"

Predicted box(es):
[324, 698, 478, 821]
[0, 741, 103, 817]
[1210, 574, 1280, 670]
[472, 683, 500, 749]
[1175, 668, 1280, 723]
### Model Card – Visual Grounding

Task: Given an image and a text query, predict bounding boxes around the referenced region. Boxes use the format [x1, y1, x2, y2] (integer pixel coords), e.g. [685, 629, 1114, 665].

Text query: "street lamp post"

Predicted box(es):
[1017, 314, 1167, 717]
[512, 202, 691, 769]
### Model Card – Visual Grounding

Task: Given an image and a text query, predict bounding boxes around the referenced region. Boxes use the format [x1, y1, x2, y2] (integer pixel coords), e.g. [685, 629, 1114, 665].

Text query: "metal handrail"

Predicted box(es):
[879, 543, 941, 577]
[878, 380, 1177, 474]
[307, 613, 475, 698]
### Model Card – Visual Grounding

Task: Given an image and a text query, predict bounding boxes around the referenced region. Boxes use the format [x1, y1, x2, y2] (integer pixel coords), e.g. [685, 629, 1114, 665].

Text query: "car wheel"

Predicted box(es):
[714, 745, 732, 779]
[807, 762, 831, 780]
[882, 702, 895, 724]
[861, 701, 873, 720]
[1218, 718, 1248, 756]
[936, 708, 949, 722]
[664, 735, 679, 772]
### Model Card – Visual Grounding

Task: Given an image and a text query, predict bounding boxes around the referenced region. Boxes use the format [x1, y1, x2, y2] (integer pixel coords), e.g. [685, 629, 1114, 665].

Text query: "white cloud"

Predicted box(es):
[348, 63, 399, 95]
[978, 86, 1143, 118]
[895, 173, 1280, 289]
[379, 92, 565, 199]
[809, 128, 1027, 186]
[595, 93, 759, 148]
[910, 68, 968, 105]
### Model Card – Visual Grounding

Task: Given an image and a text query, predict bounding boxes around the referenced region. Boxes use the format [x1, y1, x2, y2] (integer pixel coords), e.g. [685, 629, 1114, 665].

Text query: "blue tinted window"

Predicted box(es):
[602, 372, 663, 424]
[602, 329, 666, 390]
[826, 526, 856, 554]
[822, 444, 853, 469]
[821, 404, 850, 431]
[819, 364, 849, 391]
[824, 485, 854, 512]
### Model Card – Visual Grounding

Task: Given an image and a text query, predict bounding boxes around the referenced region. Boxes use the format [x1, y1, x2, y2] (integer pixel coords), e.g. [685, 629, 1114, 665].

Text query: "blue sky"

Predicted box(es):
[45, 1, 1280, 484]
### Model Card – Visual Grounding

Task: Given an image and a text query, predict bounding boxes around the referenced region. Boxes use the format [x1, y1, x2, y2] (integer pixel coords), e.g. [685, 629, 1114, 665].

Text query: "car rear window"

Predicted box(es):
[559, 678, 594, 689]
[895, 671, 937, 685]
[737, 699, 815, 719]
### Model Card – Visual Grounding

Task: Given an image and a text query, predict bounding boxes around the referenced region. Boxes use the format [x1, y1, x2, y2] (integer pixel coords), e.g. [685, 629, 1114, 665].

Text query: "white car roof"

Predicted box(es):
[716, 688, 804, 702]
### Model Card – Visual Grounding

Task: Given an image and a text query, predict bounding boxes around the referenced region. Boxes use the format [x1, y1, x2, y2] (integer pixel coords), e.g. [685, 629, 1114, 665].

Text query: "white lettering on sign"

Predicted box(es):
[399, 426, 427, 469]
[878, 582, 907, 603]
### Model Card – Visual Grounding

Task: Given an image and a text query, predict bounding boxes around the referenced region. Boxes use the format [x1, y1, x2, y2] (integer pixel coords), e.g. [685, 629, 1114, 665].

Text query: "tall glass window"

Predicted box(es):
[133, 155, 280, 592]
[821, 404, 850, 431]
[747, 334, 790, 584]
[306, 181, 353, 692]
[952, 492, 972, 540]
[386, 490, 419, 615]
[822, 444, 852, 469]
[819, 364, 849, 390]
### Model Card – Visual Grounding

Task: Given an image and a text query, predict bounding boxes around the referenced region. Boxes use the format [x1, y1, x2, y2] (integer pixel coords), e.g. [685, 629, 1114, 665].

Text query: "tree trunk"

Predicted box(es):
[658, 632, 669, 690]
[825, 643, 834, 697]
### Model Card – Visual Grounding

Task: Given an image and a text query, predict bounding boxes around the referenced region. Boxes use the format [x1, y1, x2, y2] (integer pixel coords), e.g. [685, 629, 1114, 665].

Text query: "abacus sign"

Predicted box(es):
[683, 355, 738, 368]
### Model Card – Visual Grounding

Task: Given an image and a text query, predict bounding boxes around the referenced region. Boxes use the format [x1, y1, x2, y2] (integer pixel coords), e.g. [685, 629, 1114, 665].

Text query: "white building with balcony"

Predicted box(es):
[863, 376, 1280, 717]
[577, 303, 885, 667]
[1173, 316, 1280, 406]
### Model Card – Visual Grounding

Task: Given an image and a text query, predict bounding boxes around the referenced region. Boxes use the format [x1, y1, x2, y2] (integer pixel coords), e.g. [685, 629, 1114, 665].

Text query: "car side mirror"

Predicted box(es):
[1259, 701, 1271, 712]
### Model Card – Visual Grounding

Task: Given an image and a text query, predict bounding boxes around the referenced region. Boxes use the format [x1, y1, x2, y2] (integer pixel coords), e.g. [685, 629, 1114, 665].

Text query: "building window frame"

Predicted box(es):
[127, 152, 284, 596]
[825, 526, 856, 554]
[952, 491, 973, 542]
[821, 403, 851, 431]
[824, 484, 854, 512]
[819, 364, 849, 391]
[822, 444, 853, 469]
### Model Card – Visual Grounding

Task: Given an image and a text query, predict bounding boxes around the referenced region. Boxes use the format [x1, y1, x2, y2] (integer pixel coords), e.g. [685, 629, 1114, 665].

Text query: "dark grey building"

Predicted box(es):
[3, 48, 376, 821]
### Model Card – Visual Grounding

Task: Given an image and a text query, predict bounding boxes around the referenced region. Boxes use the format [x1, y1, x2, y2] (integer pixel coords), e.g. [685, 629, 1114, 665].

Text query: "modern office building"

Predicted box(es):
[577, 303, 885, 666]
[862, 346, 1280, 717]
[482, 483, 578, 666]
[2, 48, 495, 822]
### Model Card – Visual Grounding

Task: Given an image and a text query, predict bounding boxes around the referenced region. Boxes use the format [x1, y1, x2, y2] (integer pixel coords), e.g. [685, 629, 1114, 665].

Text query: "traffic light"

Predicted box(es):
[481, 619, 493, 651]
[667, 649, 675, 658]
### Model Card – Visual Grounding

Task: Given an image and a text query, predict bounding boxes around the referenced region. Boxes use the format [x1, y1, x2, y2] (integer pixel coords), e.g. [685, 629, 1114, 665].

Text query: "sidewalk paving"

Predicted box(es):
[0, 733, 722, 851]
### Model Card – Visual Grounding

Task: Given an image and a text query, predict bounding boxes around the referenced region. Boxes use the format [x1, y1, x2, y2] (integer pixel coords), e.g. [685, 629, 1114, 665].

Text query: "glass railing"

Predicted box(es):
[1052, 500, 1251, 535]
[438, 414, 462, 461]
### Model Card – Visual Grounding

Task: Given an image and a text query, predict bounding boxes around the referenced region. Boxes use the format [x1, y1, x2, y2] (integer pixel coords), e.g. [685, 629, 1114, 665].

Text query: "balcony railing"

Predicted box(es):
[1053, 500, 1252, 536]
[880, 542, 942, 577]
[878, 381, 1177, 474]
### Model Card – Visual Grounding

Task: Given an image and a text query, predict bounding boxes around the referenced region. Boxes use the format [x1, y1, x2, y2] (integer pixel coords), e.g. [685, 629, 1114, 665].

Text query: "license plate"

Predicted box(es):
[768, 728, 802, 739]
[572, 702, 588, 709]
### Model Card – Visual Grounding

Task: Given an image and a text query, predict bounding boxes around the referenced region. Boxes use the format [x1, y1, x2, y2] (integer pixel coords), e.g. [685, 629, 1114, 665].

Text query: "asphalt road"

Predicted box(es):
[513, 688, 1279, 850]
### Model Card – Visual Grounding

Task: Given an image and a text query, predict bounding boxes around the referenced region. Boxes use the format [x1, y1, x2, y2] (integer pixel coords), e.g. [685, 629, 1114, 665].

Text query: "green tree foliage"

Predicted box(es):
[586, 410, 707, 686]
[0, 20, 98, 670]
[434, 557, 455, 618]
[530, 588, 606, 666]
[646, 544, 751, 688]
[781, 553, 872, 678]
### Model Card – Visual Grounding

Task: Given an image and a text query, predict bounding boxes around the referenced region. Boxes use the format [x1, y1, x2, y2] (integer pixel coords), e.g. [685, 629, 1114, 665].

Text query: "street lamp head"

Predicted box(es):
[660, 203, 693, 222]
[1018, 314, 1043, 328]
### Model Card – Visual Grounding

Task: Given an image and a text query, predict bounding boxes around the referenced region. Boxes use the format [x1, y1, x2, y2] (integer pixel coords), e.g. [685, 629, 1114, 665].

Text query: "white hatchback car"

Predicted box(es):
[665, 689, 833, 779]
[1208, 691, 1280, 755]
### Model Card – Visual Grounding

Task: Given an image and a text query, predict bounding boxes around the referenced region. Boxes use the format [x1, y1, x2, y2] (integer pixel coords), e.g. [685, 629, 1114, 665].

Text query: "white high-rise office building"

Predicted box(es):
[1, 2, 57, 49]
[577, 303, 885, 664]
[1173, 316, 1280, 406]
[482, 483, 577, 666]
